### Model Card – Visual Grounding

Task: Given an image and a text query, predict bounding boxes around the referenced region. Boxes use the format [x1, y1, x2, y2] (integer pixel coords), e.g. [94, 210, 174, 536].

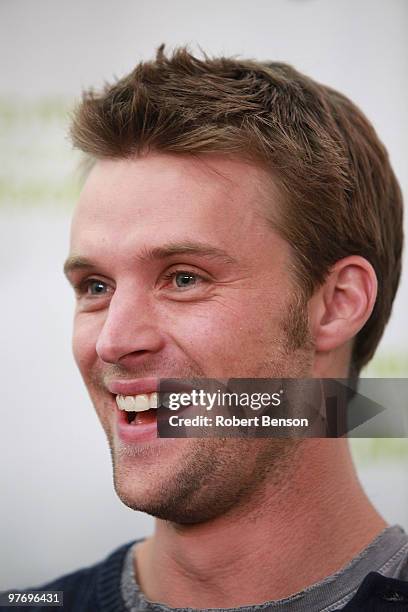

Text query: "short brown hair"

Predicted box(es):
[70, 45, 403, 375]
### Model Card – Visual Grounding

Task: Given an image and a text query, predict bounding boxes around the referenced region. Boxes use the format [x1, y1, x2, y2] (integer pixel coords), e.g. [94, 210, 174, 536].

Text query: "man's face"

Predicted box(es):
[67, 153, 315, 523]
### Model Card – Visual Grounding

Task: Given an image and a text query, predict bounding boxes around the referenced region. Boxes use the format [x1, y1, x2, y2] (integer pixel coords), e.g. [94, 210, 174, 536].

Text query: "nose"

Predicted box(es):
[95, 287, 165, 366]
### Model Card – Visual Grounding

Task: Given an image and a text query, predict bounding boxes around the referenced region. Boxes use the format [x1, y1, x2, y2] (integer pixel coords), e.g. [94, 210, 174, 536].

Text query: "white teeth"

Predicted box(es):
[124, 395, 136, 411]
[116, 392, 158, 412]
[134, 394, 149, 411]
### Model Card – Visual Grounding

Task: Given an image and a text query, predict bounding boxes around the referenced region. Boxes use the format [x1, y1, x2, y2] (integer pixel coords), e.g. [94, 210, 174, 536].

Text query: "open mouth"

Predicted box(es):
[116, 392, 158, 426]
[125, 411, 137, 424]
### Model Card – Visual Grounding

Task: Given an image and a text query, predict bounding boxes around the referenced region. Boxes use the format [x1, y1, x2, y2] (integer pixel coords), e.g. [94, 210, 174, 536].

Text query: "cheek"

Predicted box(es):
[166, 297, 282, 372]
[72, 314, 99, 374]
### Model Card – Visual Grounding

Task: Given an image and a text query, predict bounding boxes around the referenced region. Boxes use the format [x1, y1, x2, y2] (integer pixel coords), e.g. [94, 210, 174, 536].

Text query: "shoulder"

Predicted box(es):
[399, 555, 408, 581]
[391, 526, 408, 581]
[0, 540, 136, 612]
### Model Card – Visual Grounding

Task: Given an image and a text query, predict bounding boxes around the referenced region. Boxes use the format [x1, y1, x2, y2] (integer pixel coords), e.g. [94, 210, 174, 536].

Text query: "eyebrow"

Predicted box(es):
[63, 241, 237, 278]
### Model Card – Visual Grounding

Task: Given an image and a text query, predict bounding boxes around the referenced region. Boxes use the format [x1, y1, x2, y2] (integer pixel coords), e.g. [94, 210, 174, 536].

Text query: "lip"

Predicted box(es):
[107, 377, 199, 398]
[107, 377, 158, 396]
[116, 408, 158, 443]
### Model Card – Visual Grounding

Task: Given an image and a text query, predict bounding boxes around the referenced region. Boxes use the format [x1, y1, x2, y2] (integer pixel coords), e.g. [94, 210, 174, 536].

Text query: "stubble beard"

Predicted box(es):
[102, 290, 314, 525]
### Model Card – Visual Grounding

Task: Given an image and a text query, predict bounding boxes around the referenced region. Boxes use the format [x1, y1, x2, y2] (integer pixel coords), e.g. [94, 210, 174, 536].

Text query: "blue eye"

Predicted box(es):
[174, 272, 197, 289]
[87, 280, 108, 295]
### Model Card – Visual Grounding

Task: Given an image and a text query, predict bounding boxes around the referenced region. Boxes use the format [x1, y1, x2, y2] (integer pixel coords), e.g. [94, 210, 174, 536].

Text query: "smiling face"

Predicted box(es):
[66, 153, 315, 523]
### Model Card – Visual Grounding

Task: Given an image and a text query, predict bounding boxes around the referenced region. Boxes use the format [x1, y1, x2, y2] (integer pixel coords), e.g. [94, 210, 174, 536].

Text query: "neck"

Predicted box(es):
[134, 440, 386, 608]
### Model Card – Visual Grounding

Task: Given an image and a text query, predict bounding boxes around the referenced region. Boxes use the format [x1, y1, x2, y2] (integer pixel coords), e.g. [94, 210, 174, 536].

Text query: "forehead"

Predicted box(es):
[70, 153, 284, 266]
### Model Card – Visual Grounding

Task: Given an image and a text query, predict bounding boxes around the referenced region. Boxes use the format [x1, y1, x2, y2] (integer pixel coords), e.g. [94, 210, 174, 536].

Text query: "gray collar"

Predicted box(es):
[120, 525, 408, 612]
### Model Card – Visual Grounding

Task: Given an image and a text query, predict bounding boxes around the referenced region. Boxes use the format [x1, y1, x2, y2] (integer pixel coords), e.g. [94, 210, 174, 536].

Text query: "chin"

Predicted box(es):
[109, 439, 187, 513]
[113, 478, 233, 525]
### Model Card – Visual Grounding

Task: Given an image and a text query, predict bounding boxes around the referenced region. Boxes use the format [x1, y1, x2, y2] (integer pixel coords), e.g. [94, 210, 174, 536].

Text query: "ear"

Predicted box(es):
[309, 256, 378, 354]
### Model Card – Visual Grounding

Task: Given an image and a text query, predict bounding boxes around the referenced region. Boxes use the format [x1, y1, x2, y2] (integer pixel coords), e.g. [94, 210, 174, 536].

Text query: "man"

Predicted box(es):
[4, 46, 407, 610]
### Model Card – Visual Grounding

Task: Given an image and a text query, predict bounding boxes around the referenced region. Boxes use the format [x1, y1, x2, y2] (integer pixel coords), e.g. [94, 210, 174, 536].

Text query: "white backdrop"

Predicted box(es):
[1, 0, 407, 590]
